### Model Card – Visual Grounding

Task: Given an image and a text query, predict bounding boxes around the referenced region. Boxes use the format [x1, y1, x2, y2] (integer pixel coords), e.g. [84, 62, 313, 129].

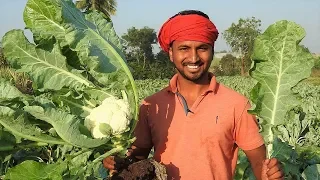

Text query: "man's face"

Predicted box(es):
[169, 40, 213, 82]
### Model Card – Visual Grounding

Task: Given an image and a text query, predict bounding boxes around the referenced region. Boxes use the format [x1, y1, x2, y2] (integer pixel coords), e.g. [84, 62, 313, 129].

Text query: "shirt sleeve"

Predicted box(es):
[234, 100, 265, 151]
[132, 100, 153, 149]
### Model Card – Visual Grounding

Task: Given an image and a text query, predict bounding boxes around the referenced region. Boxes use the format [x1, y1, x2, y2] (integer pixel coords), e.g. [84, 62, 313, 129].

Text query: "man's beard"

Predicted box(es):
[174, 64, 206, 82]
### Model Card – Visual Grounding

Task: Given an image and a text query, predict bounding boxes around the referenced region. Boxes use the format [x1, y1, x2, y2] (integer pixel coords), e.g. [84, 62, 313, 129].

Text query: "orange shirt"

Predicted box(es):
[133, 74, 264, 180]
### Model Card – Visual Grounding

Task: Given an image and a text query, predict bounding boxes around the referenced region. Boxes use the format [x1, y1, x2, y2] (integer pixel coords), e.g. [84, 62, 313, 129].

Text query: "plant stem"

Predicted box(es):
[92, 146, 124, 164]
[73, 147, 124, 179]
[69, 148, 92, 159]
[267, 126, 274, 158]
[84, 99, 95, 108]
[0, 142, 48, 151]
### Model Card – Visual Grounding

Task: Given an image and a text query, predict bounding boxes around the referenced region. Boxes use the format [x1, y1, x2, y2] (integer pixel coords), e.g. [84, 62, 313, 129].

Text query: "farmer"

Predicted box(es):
[104, 10, 284, 180]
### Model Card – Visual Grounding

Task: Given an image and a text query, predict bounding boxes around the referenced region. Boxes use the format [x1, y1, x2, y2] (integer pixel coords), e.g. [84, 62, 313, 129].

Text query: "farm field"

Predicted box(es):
[0, 0, 319, 179]
[136, 76, 320, 103]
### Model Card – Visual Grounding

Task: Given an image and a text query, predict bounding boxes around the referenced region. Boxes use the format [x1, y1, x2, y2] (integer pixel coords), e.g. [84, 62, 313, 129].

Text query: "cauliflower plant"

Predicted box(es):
[84, 91, 132, 139]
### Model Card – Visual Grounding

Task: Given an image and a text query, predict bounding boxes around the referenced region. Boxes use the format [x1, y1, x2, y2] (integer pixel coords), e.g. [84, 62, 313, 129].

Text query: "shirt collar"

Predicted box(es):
[166, 73, 218, 95]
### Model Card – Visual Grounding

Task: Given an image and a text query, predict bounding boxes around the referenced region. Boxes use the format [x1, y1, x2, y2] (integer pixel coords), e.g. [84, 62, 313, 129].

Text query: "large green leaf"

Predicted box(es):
[0, 128, 16, 151]
[0, 80, 26, 101]
[24, 106, 109, 148]
[59, 0, 139, 127]
[4, 160, 67, 180]
[302, 164, 320, 180]
[0, 106, 66, 146]
[52, 88, 112, 118]
[249, 20, 315, 150]
[23, 0, 66, 45]
[50, 88, 93, 118]
[1, 30, 93, 91]
[19, 0, 139, 130]
[53, 92, 92, 118]
[271, 138, 301, 177]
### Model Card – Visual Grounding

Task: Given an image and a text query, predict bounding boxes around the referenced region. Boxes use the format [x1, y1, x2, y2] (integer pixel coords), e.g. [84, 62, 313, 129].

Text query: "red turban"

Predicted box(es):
[158, 14, 219, 52]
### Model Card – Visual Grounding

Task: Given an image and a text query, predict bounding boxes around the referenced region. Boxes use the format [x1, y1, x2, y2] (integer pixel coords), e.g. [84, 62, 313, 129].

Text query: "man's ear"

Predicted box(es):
[169, 47, 173, 62]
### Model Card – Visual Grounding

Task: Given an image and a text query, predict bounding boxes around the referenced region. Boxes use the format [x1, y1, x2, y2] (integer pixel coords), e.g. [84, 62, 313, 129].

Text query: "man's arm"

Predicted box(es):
[243, 145, 284, 180]
[243, 144, 266, 180]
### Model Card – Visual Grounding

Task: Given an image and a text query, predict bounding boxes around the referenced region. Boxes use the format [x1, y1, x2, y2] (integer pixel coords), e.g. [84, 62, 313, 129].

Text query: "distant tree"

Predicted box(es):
[156, 50, 170, 62]
[126, 49, 176, 80]
[154, 50, 175, 78]
[214, 54, 240, 76]
[122, 27, 157, 69]
[223, 17, 262, 76]
[75, 0, 117, 21]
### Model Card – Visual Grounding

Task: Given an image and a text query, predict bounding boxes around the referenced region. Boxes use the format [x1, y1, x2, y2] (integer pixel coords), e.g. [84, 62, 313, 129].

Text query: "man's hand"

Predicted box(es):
[102, 146, 151, 175]
[103, 156, 117, 175]
[261, 158, 284, 180]
[102, 148, 134, 175]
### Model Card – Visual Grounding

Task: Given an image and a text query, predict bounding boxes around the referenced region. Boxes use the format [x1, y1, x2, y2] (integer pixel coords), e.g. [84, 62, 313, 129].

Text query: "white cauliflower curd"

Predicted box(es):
[84, 92, 132, 139]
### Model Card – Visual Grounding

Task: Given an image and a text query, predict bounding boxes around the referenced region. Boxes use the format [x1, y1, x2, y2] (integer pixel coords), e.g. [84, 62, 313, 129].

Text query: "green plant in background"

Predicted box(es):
[75, 0, 117, 21]
[0, 0, 138, 179]
[240, 20, 319, 179]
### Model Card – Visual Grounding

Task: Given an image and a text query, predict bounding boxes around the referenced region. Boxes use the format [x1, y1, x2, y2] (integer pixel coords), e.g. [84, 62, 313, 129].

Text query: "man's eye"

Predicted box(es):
[199, 47, 208, 51]
[179, 47, 188, 51]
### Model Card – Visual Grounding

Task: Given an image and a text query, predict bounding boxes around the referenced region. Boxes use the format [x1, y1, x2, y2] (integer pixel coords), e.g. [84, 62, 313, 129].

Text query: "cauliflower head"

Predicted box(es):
[84, 95, 132, 138]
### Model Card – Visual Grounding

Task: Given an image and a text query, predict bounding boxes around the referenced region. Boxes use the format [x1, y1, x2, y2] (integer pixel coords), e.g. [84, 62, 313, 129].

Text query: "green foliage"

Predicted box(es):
[223, 17, 262, 54]
[122, 27, 157, 66]
[128, 60, 175, 80]
[1, 1, 319, 179]
[249, 20, 314, 145]
[248, 20, 318, 179]
[5, 160, 68, 180]
[214, 54, 240, 76]
[126, 48, 175, 80]
[135, 79, 170, 102]
[223, 17, 262, 75]
[314, 56, 320, 69]
[75, 0, 117, 21]
[0, 0, 138, 179]
[135, 76, 256, 102]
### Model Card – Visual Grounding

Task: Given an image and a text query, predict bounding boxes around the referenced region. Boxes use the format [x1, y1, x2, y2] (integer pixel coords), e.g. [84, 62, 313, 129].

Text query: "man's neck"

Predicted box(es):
[176, 73, 211, 97]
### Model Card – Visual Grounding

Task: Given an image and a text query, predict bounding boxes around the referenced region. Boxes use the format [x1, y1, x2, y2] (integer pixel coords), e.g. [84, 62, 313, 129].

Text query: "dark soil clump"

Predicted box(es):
[110, 158, 167, 180]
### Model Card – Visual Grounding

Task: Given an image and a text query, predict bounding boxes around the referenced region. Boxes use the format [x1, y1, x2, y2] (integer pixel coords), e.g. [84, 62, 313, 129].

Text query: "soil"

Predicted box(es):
[109, 158, 167, 180]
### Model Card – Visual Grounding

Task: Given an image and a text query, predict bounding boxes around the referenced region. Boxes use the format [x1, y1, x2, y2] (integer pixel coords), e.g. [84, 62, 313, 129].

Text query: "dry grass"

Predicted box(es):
[304, 77, 320, 85]
[311, 68, 320, 77]
[0, 66, 33, 94]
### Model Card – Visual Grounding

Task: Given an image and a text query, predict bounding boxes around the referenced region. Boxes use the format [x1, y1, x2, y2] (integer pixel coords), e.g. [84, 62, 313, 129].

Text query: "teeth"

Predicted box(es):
[187, 65, 199, 69]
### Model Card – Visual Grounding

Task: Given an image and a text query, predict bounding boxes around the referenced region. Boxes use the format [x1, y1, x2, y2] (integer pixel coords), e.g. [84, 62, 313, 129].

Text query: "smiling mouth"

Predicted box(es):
[185, 63, 204, 72]
[187, 65, 199, 69]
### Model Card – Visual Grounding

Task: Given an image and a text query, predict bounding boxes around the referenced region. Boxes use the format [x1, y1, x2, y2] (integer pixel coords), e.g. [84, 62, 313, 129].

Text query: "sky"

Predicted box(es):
[0, 0, 319, 53]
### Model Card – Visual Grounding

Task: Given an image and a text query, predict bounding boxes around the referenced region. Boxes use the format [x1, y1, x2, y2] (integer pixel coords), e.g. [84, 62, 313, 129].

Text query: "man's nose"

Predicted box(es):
[190, 49, 200, 62]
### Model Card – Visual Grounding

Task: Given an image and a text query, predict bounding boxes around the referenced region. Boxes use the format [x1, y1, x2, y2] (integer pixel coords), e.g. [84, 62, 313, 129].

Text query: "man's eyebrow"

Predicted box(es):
[176, 43, 210, 48]
[177, 44, 190, 48]
[198, 44, 210, 48]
